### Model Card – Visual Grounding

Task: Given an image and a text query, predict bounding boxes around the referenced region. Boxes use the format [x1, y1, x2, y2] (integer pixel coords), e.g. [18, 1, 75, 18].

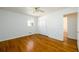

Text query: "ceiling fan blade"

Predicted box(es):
[38, 9, 44, 12]
[33, 7, 44, 13]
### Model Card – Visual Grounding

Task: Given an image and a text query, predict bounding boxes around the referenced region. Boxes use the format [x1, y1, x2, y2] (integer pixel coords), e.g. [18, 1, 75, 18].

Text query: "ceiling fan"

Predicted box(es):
[32, 7, 44, 16]
[33, 7, 44, 13]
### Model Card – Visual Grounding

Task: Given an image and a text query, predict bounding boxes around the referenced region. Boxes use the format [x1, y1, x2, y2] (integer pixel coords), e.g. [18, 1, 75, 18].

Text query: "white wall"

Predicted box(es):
[67, 13, 77, 39]
[0, 9, 37, 41]
[38, 8, 78, 41]
[38, 10, 64, 41]
[0, 7, 78, 42]
[64, 7, 77, 15]
[38, 16, 48, 35]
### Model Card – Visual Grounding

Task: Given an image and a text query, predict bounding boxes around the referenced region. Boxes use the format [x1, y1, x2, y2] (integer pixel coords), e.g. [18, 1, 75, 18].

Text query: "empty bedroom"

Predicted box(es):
[0, 7, 79, 52]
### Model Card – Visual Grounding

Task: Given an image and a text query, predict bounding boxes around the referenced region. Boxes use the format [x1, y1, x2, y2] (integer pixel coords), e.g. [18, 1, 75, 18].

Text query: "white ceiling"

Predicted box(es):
[0, 7, 75, 16]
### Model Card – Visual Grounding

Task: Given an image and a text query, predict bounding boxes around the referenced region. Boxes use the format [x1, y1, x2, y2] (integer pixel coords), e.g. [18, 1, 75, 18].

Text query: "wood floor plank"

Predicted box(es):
[0, 34, 78, 52]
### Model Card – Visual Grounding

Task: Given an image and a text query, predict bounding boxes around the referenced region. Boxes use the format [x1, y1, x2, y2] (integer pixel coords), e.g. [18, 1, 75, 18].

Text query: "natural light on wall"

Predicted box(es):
[27, 20, 34, 27]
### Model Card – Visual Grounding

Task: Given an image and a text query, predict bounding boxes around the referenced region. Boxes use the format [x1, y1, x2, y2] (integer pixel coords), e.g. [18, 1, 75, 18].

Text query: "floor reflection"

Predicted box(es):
[27, 40, 34, 52]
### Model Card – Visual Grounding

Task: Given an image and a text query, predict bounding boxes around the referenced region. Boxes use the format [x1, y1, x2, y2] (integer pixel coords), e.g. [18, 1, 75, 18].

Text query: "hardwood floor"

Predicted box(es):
[0, 34, 78, 52]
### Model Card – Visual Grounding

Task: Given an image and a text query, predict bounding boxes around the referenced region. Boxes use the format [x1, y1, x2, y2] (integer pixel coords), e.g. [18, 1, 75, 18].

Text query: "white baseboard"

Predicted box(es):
[68, 36, 76, 40]
[0, 34, 34, 42]
[47, 35, 64, 41]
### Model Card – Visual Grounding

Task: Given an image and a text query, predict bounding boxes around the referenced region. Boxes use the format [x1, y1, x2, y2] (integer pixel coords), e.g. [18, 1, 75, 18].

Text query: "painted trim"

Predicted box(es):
[0, 34, 34, 42]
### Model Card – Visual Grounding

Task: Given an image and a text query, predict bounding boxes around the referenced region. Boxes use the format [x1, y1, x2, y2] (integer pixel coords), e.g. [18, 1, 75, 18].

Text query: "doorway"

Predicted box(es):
[64, 16, 68, 42]
[64, 13, 78, 51]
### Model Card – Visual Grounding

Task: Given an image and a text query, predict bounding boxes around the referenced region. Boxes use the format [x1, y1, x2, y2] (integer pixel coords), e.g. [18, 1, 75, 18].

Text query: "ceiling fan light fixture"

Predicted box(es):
[32, 7, 45, 16]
